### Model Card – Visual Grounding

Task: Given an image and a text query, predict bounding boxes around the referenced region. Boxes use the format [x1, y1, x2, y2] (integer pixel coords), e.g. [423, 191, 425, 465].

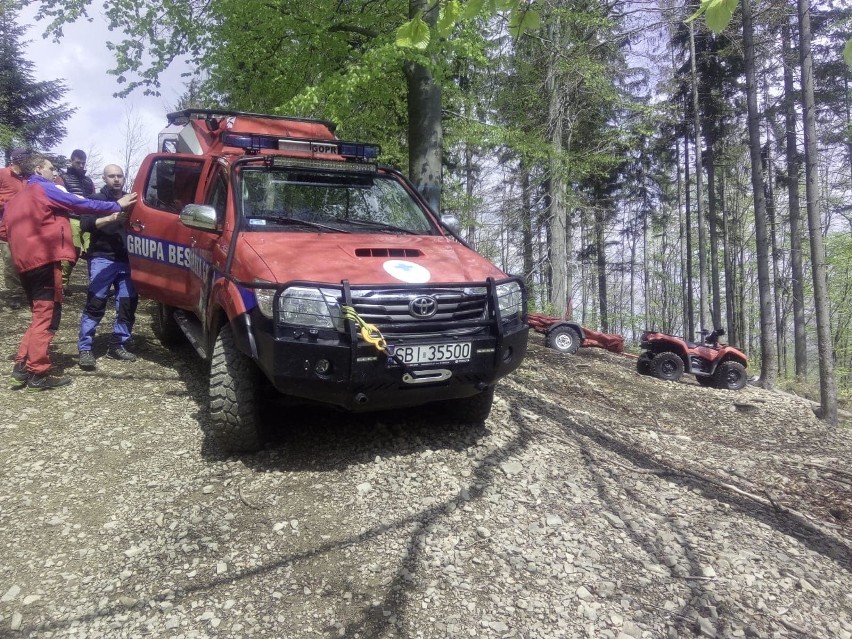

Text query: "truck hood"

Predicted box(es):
[236, 233, 509, 285]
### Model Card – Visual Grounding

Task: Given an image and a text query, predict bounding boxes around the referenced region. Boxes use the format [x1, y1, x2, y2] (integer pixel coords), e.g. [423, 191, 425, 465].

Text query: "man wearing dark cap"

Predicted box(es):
[59, 149, 96, 295]
[0, 148, 29, 309]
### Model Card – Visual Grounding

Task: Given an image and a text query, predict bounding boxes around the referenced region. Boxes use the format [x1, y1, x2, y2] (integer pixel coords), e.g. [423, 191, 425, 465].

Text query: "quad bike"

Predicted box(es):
[637, 328, 748, 390]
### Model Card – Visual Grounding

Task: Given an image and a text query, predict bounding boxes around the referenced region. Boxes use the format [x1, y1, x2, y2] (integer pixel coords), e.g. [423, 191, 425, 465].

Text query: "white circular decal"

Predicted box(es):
[383, 260, 431, 283]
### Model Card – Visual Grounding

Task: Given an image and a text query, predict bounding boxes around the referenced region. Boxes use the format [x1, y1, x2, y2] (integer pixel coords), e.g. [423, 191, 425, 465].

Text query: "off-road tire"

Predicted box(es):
[208, 323, 262, 452]
[152, 303, 183, 346]
[696, 375, 716, 387]
[636, 353, 653, 376]
[651, 351, 684, 382]
[714, 361, 747, 391]
[546, 326, 581, 355]
[434, 386, 495, 423]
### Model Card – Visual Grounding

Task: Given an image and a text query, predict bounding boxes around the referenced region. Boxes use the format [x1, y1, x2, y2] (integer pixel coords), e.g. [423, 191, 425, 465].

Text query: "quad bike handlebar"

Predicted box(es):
[699, 327, 726, 347]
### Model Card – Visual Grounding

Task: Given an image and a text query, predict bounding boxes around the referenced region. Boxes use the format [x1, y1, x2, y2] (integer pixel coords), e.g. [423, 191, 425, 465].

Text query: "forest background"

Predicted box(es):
[1, 0, 850, 421]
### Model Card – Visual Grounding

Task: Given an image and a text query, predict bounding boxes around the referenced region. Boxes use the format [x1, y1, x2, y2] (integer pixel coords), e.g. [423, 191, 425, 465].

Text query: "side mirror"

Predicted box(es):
[180, 204, 218, 231]
[441, 214, 460, 235]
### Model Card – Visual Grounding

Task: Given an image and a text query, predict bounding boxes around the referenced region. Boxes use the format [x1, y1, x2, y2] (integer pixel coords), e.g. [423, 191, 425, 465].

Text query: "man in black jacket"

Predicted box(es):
[77, 164, 138, 369]
[60, 149, 95, 294]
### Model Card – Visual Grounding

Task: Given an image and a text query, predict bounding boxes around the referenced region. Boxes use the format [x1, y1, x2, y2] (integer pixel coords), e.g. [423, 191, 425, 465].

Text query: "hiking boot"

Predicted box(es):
[79, 350, 96, 370]
[10, 362, 28, 388]
[107, 345, 137, 362]
[27, 371, 72, 391]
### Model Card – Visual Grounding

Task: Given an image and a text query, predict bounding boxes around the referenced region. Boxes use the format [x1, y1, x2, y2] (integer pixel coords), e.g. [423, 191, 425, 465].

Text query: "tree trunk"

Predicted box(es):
[689, 23, 709, 333]
[798, 0, 838, 424]
[705, 144, 722, 328]
[546, 17, 569, 317]
[742, 0, 777, 387]
[783, 20, 807, 379]
[595, 206, 608, 332]
[405, 0, 441, 213]
[521, 165, 534, 296]
[683, 131, 695, 338]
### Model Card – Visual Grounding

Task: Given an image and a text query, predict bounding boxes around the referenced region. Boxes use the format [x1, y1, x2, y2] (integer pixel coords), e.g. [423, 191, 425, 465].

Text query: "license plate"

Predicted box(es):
[392, 342, 472, 366]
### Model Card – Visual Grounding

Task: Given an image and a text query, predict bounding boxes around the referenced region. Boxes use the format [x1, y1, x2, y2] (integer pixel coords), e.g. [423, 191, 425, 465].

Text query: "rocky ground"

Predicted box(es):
[0, 279, 850, 639]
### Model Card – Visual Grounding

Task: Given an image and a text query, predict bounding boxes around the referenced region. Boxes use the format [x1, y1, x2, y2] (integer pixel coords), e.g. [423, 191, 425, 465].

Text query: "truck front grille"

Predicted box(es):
[349, 288, 490, 337]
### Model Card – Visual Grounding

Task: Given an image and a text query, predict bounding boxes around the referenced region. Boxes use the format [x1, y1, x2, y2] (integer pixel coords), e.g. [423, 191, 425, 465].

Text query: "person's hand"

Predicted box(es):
[118, 192, 138, 210]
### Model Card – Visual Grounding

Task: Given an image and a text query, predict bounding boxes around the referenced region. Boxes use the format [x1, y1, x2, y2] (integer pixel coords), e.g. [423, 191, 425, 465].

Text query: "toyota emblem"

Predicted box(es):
[409, 296, 437, 318]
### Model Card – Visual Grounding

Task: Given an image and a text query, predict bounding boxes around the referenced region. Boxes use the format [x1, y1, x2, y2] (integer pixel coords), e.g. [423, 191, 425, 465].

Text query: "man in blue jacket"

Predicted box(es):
[78, 164, 138, 369]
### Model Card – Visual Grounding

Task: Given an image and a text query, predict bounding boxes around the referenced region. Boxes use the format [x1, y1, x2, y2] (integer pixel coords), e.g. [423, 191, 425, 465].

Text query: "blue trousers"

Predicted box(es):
[78, 257, 138, 352]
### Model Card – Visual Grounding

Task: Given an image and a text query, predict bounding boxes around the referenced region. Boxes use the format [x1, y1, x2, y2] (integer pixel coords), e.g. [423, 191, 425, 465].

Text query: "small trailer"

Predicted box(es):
[528, 313, 625, 355]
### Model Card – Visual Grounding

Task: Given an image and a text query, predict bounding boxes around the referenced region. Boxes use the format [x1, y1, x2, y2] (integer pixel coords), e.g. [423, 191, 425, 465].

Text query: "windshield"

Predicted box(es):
[238, 168, 435, 234]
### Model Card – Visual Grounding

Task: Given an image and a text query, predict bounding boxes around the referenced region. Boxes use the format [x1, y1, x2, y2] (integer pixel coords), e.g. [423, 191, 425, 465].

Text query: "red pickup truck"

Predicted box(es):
[128, 109, 529, 451]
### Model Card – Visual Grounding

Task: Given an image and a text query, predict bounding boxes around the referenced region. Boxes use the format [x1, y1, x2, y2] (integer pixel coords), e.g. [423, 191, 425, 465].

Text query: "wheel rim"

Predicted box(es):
[726, 369, 742, 387]
[555, 334, 573, 350]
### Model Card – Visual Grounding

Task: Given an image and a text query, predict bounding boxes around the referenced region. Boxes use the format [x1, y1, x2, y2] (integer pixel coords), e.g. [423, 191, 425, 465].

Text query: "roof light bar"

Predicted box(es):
[221, 133, 380, 161]
[266, 156, 378, 173]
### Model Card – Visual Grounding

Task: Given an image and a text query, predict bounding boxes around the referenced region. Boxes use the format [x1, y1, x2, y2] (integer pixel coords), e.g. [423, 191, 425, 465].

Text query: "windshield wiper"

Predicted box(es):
[337, 218, 420, 234]
[252, 215, 351, 233]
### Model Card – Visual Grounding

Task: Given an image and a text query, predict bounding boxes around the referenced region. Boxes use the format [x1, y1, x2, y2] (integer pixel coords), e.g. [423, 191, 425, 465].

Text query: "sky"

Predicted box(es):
[19, 4, 190, 185]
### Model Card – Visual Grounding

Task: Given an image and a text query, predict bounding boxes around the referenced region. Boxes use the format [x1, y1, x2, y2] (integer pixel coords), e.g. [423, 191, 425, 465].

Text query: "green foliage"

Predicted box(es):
[396, 14, 430, 49]
[688, 0, 738, 34]
[0, 0, 74, 150]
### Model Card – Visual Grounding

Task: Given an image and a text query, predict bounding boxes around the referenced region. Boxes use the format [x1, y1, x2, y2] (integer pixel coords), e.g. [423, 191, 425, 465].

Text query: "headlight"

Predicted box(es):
[279, 287, 344, 331]
[254, 280, 276, 318]
[496, 281, 523, 319]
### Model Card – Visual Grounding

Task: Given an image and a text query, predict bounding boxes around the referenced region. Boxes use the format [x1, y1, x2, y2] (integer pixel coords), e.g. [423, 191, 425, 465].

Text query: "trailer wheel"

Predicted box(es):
[152, 303, 183, 346]
[208, 323, 263, 452]
[652, 351, 684, 382]
[714, 361, 747, 391]
[546, 325, 581, 355]
[435, 386, 495, 423]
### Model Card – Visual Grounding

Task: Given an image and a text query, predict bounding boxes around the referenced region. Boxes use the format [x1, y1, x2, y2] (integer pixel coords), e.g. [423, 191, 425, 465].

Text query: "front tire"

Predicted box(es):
[434, 386, 495, 423]
[636, 353, 653, 376]
[546, 326, 581, 355]
[714, 361, 747, 391]
[208, 323, 262, 452]
[651, 351, 684, 382]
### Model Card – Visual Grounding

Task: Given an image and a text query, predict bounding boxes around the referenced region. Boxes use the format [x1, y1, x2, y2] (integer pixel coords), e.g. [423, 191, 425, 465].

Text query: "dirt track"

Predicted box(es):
[0, 285, 850, 638]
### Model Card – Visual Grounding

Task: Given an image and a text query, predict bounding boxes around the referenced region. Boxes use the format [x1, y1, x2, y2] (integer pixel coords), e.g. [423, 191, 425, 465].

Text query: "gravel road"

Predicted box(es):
[1, 286, 850, 639]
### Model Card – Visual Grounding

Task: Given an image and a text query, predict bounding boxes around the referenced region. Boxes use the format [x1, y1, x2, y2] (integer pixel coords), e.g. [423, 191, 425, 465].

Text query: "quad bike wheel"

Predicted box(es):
[636, 353, 653, 376]
[546, 325, 581, 355]
[714, 361, 747, 391]
[651, 351, 684, 382]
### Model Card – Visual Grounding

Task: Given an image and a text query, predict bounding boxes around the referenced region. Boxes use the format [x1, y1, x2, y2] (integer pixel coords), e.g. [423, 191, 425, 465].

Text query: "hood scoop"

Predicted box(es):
[355, 248, 423, 258]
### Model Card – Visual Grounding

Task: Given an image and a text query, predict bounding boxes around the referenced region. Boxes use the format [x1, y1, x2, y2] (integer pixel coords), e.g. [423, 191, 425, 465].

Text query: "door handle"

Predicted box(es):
[130, 220, 144, 233]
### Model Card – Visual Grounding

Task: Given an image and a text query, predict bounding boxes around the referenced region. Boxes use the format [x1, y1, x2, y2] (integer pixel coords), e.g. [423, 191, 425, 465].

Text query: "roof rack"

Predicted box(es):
[166, 109, 337, 133]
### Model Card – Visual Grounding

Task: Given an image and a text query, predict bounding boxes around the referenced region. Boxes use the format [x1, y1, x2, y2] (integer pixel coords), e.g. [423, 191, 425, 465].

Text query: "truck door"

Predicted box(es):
[128, 154, 209, 309]
[187, 165, 229, 319]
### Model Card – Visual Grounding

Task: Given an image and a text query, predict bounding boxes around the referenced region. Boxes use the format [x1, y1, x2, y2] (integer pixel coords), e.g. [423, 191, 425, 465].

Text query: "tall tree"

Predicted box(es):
[798, 0, 838, 424]
[782, 19, 807, 379]
[0, 0, 73, 152]
[741, 0, 776, 387]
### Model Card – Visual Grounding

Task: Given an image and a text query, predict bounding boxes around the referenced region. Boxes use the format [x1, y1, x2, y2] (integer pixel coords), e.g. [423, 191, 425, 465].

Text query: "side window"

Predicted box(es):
[205, 169, 228, 225]
[144, 158, 204, 214]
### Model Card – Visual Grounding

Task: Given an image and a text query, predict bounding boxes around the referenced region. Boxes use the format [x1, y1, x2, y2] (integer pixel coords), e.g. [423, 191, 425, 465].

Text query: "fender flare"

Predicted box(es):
[206, 277, 258, 359]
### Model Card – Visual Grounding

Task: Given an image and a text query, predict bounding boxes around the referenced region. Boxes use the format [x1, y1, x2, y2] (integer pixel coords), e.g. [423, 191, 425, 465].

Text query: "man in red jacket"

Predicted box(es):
[0, 148, 29, 309]
[1, 154, 137, 390]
